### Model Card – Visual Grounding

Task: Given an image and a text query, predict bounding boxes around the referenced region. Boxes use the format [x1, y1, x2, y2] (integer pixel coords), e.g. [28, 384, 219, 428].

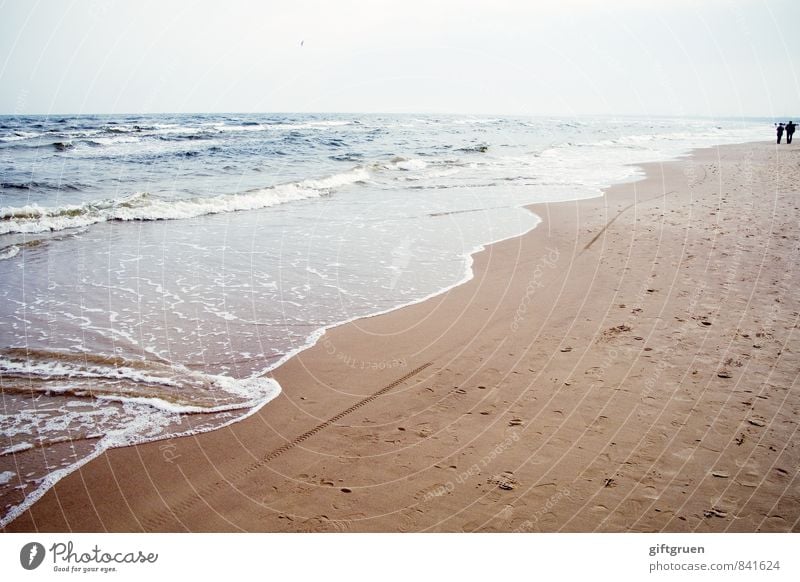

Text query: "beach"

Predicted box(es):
[4, 140, 799, 533]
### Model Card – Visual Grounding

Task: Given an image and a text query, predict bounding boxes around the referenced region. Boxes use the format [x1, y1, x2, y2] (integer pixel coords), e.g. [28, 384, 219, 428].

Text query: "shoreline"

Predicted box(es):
[5, 139, 799, 532]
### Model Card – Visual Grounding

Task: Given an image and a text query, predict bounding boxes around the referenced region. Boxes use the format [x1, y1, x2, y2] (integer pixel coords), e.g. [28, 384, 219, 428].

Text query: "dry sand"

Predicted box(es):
[4, 141, 799, 533]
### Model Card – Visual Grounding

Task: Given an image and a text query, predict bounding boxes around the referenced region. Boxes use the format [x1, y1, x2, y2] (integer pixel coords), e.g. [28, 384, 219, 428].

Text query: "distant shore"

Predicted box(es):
[6, 140, 799, 532]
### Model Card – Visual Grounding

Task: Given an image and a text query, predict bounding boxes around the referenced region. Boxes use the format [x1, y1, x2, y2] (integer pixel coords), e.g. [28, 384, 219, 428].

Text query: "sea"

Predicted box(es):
[0, 113, 767, 526]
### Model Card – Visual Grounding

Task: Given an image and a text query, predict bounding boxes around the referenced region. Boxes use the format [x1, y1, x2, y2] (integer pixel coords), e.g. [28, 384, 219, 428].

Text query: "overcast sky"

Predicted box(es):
[1, 0, 798, 116]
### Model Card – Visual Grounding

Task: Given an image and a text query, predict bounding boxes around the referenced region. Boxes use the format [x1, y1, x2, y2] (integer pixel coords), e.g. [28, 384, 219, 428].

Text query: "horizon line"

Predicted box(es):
[0, 111, 789, 120]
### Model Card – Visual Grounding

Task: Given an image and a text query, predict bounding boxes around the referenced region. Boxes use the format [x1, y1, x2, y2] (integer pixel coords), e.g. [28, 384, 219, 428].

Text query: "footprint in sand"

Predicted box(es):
[414, 483, 450, 501]
[636, 485, 661, 499]
[487, 471, 518, 491]
[415, 423, 434, 437]
[615, 498, 645, 520]
[331, 497, 355, 511]
[396, 508, 423, 532]
[299, 515, 350, 532]
[495, 504, 515, 523]
[480, 488, 504, 504]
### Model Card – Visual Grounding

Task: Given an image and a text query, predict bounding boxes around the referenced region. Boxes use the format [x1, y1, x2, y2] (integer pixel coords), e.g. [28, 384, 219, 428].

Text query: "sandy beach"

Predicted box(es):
[4, 140, 798, 533]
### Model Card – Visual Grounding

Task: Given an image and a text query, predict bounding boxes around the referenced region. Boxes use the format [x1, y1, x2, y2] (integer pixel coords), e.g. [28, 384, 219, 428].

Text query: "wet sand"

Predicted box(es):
[5, 141, 799, 532]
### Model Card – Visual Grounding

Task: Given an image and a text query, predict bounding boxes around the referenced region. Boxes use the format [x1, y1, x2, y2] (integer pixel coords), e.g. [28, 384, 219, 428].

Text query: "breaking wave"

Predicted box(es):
[0, 167, 370, 235]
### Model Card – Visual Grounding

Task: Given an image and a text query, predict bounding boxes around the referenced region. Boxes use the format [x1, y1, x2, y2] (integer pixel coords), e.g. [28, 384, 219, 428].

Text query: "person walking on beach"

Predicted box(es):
[776, 123, 785, 144]
[786, 121, 796, 144]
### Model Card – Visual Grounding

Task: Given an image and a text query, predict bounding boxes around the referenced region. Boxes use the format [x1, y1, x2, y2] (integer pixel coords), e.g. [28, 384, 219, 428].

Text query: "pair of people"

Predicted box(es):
[776, 121, 796, 144]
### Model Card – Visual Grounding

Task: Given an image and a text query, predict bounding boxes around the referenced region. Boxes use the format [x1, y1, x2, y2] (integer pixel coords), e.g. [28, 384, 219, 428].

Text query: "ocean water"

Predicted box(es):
[0, 113, 766, 525]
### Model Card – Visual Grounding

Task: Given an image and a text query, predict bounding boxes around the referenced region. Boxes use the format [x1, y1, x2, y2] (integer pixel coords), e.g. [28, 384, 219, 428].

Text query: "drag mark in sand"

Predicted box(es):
[141, 362, 433, 532]
[582, 191, 676, 252]
[260, 362, 433, 463]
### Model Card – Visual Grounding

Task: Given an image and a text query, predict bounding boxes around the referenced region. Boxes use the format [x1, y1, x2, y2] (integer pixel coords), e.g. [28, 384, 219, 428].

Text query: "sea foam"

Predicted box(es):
[0, 167, 369, 235]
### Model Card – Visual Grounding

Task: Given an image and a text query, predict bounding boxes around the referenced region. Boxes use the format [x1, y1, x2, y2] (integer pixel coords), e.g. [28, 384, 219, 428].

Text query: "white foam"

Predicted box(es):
[0, 131, 40, 142]
[0, 471, 15, 485]
[94, 388, 259, 414]
[429, 168, 461, 178]
[0, 442, 32, 456]
[88, 135, 142, 146]
[383, 157, 427, 171]
[212, 124, 268, 133]
[0, 245, 19, 260]
[272, 120, 351, 130]
[0, 167, 369, 235]
[0, 375, 281, 529]
[0, 356, 183, 388]
[395, 159, 427, 171]
[453, 118, 502, 125]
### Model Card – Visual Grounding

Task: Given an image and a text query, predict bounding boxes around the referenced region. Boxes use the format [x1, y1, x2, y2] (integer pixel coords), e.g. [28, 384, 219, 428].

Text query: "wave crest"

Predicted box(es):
[0, 168, 369, 235]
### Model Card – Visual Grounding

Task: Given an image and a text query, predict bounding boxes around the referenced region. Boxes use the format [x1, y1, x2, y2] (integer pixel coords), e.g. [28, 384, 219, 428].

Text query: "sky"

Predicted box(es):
[0, 0, 798, 117]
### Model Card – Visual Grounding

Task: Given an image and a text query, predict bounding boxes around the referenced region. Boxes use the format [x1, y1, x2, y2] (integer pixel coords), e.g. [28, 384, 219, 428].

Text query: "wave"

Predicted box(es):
[566, 128, 765, 151]
[329, 153, 364, 162]
[0, 119, 355, 151]
[85, 135, 142, 146]
[456, 143, 489, 153]
[0, 348, 275, 413]
[271, 120, 352, 130]
[1, 180, 84, 191]
[0, 167, 369, 235]
[380, 156, 428, 171]
[0, 131, 41, 142]
[104, 124, 151, 134]
[0, 244, 19, 260]
[0, 442, 33, 457]
[210, 123, 269, 133]
[0, 347, 282, 528]
[453, 118, 502, 125]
